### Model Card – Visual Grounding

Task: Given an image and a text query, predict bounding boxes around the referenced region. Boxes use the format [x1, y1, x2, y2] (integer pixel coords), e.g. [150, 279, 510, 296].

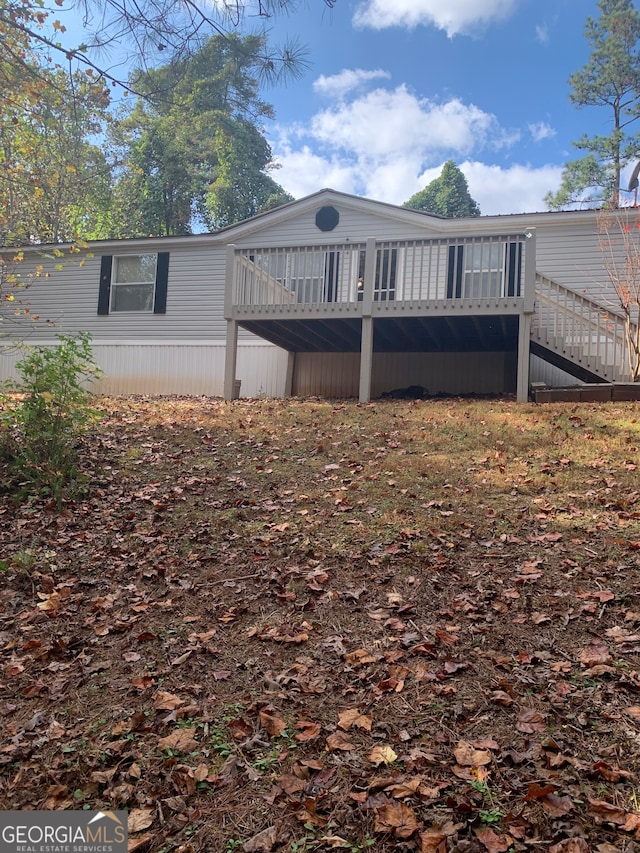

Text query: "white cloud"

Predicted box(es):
[307, 85, 514, 162]
[271, 146, 563, 215]
[313, 68, 391, 99]
[268, 143, 359, 197]
[535, 22, 549, 44]
[529, 121, 556, 142]
[269, 73, 561, 214]
[353, 0, 519, 37]
[460, 161, 563, 214]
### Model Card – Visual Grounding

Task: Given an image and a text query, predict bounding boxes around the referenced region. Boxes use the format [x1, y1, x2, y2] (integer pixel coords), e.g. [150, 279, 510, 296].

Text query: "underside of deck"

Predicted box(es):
[239, 314, 520, 354]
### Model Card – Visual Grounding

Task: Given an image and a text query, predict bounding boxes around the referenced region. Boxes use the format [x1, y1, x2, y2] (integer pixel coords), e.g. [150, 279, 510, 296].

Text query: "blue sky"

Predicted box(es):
[229, 0, 639, 214]
[54, 0, 640, 216]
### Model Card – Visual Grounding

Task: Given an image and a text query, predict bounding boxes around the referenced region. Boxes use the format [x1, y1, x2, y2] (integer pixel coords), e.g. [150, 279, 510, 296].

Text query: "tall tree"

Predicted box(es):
[109, 34, 293, 236]
[404, 161, 480, 217]
[0, 35, 112, 245]
[0, 0, 334, 96]
[546, 0, 640, 209]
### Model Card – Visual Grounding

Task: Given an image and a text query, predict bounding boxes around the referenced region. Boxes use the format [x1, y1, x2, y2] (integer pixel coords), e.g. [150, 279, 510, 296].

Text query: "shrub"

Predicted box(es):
[0, 332, 103, 501]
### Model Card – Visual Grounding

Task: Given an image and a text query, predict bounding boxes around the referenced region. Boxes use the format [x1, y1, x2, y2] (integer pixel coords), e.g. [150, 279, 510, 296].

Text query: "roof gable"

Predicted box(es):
[217, 188, 450, 242]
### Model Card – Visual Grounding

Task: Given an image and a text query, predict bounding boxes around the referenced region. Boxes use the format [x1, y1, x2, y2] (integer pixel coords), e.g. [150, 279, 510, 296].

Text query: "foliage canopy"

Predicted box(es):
[547, 0, 640, 209]
[403, 161, 480, 218]
[109, 34, 293, 237]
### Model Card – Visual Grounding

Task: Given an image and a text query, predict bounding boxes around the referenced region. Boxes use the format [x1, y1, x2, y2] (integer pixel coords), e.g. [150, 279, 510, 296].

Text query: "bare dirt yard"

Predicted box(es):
[1, 395, 640, 853]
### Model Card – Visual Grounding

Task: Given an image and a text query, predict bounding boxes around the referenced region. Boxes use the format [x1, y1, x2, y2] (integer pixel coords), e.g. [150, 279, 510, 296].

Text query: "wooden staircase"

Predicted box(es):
[531, 273, 635, 383]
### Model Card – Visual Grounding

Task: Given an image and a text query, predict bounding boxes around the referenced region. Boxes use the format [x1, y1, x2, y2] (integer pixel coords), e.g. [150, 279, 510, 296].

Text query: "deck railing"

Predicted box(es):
[533, 273, 631, 380]
[231, 233, 530, 310]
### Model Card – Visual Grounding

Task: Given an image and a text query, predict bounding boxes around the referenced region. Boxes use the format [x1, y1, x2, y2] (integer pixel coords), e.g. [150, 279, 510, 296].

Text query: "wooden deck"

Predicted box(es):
[223, 230, 635, 401]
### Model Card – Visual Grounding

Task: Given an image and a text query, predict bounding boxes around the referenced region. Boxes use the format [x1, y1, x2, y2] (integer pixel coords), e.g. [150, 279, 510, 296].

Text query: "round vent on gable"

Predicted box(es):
[315, 205, 340, 231]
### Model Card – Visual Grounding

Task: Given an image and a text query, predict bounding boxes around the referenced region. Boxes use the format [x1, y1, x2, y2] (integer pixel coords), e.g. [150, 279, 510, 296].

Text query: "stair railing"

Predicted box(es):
[533, 273, 633, 381]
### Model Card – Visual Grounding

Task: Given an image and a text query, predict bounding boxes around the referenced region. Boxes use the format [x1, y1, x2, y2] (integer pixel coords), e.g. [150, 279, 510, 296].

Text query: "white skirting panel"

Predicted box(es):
[0, 341, 289, 398]
[293, 352, 512, 398]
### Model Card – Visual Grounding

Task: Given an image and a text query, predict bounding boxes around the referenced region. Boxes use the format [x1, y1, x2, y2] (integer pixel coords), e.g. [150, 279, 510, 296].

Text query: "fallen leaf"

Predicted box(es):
[542, 794, 574, 817]
[153, 690, 184, 710]
[326, 731, 355, 751]
[523, 782, 556, 802]
[130, 675, 155, 690]
[588, 798, 632, 826]
[294, 720, 322, 742]
[157, 729, 198, 753]
[453, 741, 492, 767]
[374, 801, 420, 839]
[259, 710, 287, 737]
[194, 763, 210, 782]
[128, 833, 154, 852]
[338, 708, 373, 732]
[548, 840, 589, 853]
[128, 809, 154, 833]
[419, 828, 448, 853]
[579, 643, 612, 668]
[243, 825, 277, 852]
[515, 707, 546, 733]
[476, 827, 511, 853]
[318, 837, 350, 849]
[369, 745, 398, 765]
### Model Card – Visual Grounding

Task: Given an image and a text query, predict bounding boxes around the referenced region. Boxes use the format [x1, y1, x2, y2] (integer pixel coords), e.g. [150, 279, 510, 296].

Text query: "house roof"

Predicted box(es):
[7, 188, 605, 255]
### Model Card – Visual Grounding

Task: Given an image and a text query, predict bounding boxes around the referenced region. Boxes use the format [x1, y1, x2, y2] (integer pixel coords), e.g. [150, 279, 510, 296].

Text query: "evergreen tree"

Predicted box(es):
[546, 0, 640, 209]
[404, 161, 480, 217]
[109, 34, 293, 236]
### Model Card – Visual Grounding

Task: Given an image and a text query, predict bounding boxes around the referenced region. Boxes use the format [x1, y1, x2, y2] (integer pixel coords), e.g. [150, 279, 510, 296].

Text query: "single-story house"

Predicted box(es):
[0, 188, 636, 402]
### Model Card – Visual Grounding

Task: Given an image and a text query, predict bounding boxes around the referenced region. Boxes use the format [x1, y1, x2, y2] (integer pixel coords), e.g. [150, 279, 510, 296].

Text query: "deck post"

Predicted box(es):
[358, 238, 376, 403]
[224, 244, 236, 321]
[284, 351, 296, 397]
[523, 227, 536, 313]
[223, 319, 239, 400]
[359, 316, 374, 403]
[516, 312, 532, 403]
[223, 245, 239, 401]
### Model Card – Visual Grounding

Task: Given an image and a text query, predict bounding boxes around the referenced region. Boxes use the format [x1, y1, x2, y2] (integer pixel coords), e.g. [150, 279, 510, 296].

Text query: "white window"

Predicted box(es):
[463, 243, 504, 298]
[111, 254, 158, 312]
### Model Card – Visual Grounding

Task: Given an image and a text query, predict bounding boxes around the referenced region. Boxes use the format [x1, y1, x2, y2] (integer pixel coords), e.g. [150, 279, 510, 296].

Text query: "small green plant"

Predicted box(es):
[0, 332, 102, 502]
[209, 726, 232, 758]
[479, 809, 505, 826]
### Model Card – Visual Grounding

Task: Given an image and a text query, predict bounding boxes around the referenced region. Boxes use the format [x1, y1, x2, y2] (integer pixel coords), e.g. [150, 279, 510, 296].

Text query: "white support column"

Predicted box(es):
[516, 312, 532, 403]
[223, 319, 239, 401]
[359, 316, 374, 403]
[358, 238, 376, 404]
[224, 244, 236, 321]
[284, 351, 296, 397]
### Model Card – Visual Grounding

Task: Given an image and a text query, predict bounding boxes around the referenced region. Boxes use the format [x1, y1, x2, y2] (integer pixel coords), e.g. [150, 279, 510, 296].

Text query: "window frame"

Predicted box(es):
[446, 241, 522, 300]
[98, 252, 169, 316]
[110, 253, 158, 314]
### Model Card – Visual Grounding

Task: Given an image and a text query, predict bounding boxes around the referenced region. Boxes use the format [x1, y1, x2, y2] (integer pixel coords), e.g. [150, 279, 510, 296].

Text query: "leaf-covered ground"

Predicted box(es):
[1, 396, 640, 853]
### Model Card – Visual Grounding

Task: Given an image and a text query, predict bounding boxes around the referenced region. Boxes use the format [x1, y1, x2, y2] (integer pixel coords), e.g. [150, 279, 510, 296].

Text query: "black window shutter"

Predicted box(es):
[506, 242, 522, 297]
[98, 255, 112, 315]
[446, 245, 463, 299]
[154, 252, 170, 314]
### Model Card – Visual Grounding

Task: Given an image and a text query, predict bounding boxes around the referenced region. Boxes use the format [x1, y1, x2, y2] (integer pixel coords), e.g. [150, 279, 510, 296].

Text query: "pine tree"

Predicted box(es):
[546, 0, 640, 209]
[404, 161, 480, 217]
